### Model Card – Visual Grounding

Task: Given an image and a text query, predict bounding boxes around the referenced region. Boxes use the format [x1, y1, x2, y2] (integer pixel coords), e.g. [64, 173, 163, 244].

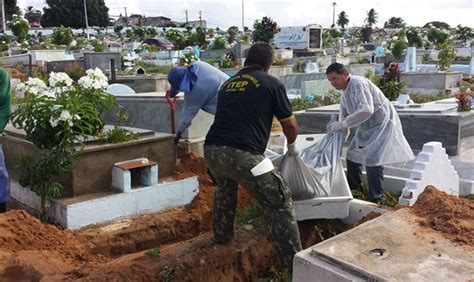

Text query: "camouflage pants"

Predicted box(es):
[204, 145, 302, 268]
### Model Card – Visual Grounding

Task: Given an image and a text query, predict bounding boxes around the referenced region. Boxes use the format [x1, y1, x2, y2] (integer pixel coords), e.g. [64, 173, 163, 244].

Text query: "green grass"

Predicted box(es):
[236, 201, 262, 224]
[351, 180, 400, 207]
[145, 247, 161, 258]
[409, 92, 452, 104]
[465, 194, 474, 201]
[136, 61, 171, 74]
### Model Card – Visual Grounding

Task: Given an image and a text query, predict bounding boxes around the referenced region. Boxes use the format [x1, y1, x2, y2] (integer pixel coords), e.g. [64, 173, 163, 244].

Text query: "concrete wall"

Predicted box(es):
[294, 108, 474, 156]
[114, 75, 169, 93]
[47, 59, 85, 73]
[0, 53, 31, 66]
[280, 73, 328, 91]
[401, 71, 463, 90]
[347, 64, 376, 76]
[221, 65, 293, 79]
[0, 131, 175, 197]
[83, 52, 121, 75]
[103, 94, 214, 139]
[30, 50, 67, 63]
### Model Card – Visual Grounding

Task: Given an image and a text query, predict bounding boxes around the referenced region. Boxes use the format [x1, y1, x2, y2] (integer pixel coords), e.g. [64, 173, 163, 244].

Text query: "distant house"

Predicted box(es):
[144, 16, 172, 27]
[115, 14, 145, 26]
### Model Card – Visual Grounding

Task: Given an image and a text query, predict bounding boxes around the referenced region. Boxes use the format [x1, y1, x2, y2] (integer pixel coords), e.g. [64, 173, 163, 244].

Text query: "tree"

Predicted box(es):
[7, 14, 29, 42]
[455, 25, 473, 45]
[52, 25, 74, 45]
[5, 0, 21, 21]
[24, 6, 42, 23]
[41, 0, 110, 28]
[427, 27, 450, 47]
[251, 16, 277, 43]
[405, 27, 424, 48]
[365, 8, 378, 27]
[360, 26, 373, 43]
[336, 11, 349, 29]
[384, 17, 406, 29]
[423, 21, 450, 29]
[227, 26, 239, 44]
[437, 40, 456, 71]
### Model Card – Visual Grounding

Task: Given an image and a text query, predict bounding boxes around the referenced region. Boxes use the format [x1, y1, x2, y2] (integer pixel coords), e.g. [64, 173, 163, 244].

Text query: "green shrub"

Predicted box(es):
[52, 26, 74, 45]
[437, 41, 456, 71]
[236, 201, 262, 224]
[91, 39, 105, 52]
[64, 62, 86, 82]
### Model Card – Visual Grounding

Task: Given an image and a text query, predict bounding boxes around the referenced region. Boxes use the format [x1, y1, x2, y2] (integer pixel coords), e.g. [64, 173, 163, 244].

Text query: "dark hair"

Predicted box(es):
[326, 62, 348, 75]
[244, 42, 274, 70]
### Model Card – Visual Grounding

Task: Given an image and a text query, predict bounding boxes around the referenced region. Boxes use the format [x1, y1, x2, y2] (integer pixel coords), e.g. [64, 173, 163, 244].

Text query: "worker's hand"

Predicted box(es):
[343, 128, 350, 141]
[175, 132, 182, 145]
[330, 121, 346, 132]
[287, 142, 299, 156]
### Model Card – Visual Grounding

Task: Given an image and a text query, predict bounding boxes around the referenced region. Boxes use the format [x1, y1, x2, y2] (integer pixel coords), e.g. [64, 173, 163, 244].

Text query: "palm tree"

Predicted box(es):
[24, 6, 41, 23]
[337, 11, 349, 29]
[384, 17, 406, 29]
[365, 8, 378, 27]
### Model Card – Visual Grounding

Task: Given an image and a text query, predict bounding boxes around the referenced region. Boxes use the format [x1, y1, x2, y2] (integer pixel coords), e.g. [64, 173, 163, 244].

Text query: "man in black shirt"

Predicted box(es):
[204, 43, 302, 270]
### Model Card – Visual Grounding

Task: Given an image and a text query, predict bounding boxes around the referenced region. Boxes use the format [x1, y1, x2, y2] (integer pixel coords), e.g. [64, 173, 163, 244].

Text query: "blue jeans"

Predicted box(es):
[346, 159, 385, 202]
[0, 144, 10, 204]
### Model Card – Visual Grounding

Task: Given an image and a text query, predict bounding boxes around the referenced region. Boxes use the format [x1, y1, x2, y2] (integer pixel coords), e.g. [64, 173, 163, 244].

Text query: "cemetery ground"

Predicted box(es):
[0, 153, 472, 281]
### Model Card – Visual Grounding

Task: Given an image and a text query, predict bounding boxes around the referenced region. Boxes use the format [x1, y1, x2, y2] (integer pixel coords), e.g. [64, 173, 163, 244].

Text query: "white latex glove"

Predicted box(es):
[287, 142, 299, 156]
[330, 120, 347, 132]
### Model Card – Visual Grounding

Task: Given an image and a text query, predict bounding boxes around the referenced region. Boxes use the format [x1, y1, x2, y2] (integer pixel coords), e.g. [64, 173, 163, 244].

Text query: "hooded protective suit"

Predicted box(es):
[339, 76, 414, 166]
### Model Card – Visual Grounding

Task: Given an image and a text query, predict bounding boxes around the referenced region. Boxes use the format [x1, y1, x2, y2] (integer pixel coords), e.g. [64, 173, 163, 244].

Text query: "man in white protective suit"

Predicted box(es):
[326, 63, 414, 203]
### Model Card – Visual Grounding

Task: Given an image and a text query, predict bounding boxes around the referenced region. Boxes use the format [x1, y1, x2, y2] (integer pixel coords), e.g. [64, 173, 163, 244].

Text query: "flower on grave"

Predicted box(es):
[16, 78, 47, 95]
[12, 68, 115, 150]
[12, 68, 116, 215]
[179, 53, 199, 67]
[78, 68, 109, 90]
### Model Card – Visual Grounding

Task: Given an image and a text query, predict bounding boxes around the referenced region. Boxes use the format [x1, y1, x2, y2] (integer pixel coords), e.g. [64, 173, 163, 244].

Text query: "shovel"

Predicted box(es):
[165, 90, 177, 135]
[166, 90, 182, 162]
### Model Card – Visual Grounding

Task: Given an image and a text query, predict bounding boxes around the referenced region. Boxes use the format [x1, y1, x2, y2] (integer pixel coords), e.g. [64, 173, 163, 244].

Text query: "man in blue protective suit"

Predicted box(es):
[167, 60, 229, 144]
[0, 67, 11, 213]
[326, 63, 414, 204]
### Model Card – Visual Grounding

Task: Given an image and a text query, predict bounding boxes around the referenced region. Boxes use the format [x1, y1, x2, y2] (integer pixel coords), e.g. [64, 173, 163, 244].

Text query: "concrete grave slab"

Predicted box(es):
[293, 209, 474, 282]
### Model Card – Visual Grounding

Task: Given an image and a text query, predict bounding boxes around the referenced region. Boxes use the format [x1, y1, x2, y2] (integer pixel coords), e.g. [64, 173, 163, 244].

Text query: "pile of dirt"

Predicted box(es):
[0, 210, 105, 264]
[175, 153, 253, 211]
[0, 153, 351, 280]
[411, 186, 474, 246]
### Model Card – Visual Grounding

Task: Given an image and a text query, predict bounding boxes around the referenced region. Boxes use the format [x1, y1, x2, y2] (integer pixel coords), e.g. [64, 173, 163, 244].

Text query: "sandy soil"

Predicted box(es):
[0, 155, 469, 280]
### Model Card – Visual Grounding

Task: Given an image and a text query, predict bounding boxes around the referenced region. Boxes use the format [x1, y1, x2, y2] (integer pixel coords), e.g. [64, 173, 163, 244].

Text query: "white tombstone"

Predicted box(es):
[304, 62, 319, 73]
[404, 47, 416, 72]
[395, 94, 412, 105]
[106, 83, 136, 96]
[398, 142, 459, 206]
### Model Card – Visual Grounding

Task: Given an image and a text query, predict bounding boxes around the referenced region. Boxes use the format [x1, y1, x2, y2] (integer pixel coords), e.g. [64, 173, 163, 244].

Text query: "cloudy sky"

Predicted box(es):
[18, 0, 473, 29]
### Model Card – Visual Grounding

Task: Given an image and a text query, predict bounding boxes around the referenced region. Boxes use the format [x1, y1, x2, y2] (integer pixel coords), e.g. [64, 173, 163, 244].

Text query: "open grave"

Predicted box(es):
[0, 154, 472, 281]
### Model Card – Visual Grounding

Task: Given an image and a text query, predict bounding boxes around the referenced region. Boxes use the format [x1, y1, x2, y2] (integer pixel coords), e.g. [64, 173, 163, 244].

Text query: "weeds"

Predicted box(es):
[136, 61, 171, 74]
[158, 266, 172, 281]
[236, 201, 262, 224]
[145, 247, 161, 258]
[257, 266, 290, 282]
[97, 126, 140, 143]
